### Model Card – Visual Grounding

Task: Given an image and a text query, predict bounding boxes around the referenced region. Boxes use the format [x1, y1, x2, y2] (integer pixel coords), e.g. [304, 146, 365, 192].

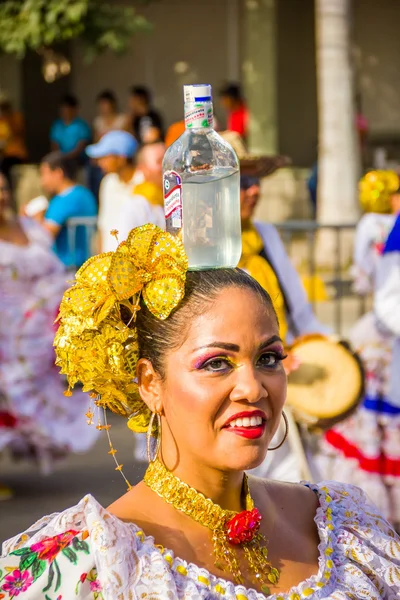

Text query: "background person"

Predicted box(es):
[219, 82, 249, 139]
[50, 94, 91, 164]
[38, 152, 97, 268]
[128, 85, 164, 144]
[93, 89, 126, 142]
[117, 141, 166, 241]
[0, 96, 27, 185]
[0, 171, 98, 498]
[86, 130, 142, 253]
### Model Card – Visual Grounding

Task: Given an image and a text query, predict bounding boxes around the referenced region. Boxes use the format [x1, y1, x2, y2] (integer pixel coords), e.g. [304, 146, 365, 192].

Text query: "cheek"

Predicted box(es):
[265, 369, 287, 411]
[162, 370, 225, 433]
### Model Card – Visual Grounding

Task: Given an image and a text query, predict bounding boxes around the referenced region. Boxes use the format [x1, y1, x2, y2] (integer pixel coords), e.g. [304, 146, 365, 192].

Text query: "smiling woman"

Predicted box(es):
[1, 225, 399, 600]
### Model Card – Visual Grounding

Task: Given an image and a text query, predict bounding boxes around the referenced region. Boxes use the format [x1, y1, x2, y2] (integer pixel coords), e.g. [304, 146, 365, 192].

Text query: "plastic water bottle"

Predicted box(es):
[163, 84, 241, 270]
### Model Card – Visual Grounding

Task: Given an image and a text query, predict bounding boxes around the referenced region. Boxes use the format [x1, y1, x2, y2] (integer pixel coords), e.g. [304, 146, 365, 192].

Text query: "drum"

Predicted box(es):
[286, 335, 365, 430]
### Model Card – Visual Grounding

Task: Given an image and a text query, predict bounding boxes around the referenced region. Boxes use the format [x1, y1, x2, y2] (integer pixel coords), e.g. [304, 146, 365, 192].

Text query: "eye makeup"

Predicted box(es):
[192, 353, 238, 371]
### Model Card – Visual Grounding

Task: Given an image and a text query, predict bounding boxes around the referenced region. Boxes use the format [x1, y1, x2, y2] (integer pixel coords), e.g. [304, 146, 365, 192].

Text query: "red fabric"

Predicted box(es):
[325, 429, 400, 477]
[227, 105, 248, 137]
[0, 411, 18, 428]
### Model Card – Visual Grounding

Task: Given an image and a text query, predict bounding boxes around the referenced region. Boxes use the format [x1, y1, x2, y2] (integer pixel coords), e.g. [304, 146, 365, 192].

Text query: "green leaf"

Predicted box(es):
[11, 547, 31, 557]
[61, 546, 78, 565]
[20, 552, 37, 571]
[72, 538, 90, 554]
[54, 558, 62, 592]
[32, 559, 47, 582]
[42, 561, 54, 592]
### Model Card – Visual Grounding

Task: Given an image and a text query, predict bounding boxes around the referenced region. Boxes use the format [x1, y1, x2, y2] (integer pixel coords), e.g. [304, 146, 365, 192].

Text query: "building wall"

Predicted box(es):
[353, 0, 400, 137]
[0, 55, 22, 108]
[277, 0, 317, 167]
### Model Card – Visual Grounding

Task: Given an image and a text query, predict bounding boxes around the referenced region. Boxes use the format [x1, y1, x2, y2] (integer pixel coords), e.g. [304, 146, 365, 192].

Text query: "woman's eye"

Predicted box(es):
[258, 352, 285, 367]
[203, 358, 231, 372]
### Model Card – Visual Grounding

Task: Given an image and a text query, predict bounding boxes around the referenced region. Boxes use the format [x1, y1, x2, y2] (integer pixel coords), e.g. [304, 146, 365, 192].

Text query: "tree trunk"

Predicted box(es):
[315, 0, 360, 266]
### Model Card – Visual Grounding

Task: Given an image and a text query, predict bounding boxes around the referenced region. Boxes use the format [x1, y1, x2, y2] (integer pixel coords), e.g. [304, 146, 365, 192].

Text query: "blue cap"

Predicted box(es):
[86, 130, 138, 158]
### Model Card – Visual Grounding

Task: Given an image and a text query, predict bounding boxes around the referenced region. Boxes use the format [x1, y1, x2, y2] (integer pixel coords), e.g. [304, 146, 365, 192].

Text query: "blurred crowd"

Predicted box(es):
[0, 82, 249, 269]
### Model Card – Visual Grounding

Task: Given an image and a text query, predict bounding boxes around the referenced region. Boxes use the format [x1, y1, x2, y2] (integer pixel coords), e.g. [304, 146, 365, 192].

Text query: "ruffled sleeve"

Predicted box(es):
[316, 481, 400, 599]
[0, 498, 100, 599]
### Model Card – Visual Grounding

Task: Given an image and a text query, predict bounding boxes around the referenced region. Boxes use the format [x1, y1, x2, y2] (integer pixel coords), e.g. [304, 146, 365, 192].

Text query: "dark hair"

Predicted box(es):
[240, 175, 260, 190]
[130, 85, 151, 105]
[60, 94, 78, 108]
[97, 89, 117, 108]
[219, 82, 243, 103]
[41, 151, 77, 181]
[135, 268, 276, 377]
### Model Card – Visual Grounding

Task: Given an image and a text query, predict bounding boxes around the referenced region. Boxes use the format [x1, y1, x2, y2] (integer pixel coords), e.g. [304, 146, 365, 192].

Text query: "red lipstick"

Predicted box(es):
[223, 410, 267, 427]
[222, 410, 267, 440]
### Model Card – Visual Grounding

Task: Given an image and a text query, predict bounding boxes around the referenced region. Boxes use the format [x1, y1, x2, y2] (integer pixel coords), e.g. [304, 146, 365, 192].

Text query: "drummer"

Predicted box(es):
[238, 175, 329, 342]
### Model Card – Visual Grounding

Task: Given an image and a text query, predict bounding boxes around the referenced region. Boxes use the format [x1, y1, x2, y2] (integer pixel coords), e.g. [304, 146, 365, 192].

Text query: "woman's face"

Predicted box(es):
[155, 287, 287, 472]
[98, 99, 115, 117]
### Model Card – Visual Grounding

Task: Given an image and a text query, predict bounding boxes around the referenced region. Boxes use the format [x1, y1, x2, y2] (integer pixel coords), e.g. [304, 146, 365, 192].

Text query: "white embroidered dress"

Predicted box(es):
[1, 482, 399, 599]
[0, 218, 99, 471]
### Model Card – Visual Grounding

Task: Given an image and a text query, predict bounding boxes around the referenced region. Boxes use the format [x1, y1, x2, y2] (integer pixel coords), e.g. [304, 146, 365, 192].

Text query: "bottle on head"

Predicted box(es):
[163, 84, 241, 271]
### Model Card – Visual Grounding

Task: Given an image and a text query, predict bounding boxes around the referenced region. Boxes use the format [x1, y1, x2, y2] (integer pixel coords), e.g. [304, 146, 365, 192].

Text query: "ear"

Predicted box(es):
[137, 358, 164, 414]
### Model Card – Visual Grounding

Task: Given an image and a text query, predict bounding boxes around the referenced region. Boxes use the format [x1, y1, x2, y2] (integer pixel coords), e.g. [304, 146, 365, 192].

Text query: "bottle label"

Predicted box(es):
[184, 102, 213, 129]
[163, 171, 182, 230]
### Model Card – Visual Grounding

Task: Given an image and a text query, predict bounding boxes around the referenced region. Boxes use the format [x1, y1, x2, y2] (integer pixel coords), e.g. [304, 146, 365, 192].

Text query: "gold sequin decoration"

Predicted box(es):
[54, 224, 188, 435]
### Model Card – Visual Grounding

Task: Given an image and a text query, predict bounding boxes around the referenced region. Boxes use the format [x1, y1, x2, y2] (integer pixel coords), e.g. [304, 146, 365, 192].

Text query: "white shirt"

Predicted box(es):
[98, 170, 144, 252]
[117, 194, 165, 243]
[93, 114, 126, 139]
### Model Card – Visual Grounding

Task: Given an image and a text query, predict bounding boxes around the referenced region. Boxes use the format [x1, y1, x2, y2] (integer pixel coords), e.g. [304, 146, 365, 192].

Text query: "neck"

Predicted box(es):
[161, 447, 245, 512]
[118, 164, 135, 183]
[57, 179, 75, 194]
[241, 218, 253, 230]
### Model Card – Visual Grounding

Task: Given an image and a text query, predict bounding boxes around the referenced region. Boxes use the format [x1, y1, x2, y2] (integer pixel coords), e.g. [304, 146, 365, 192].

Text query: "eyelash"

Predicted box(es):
[200, 351, 287, 373]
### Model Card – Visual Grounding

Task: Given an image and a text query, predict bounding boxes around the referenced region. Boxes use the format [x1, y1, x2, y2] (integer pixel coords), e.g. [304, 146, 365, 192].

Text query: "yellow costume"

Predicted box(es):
[239, 224, 288, 340]
[132, 181, 164, 208]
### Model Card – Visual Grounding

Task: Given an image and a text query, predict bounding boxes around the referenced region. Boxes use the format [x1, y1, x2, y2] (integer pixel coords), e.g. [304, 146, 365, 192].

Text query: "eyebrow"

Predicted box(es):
[194, 335, 283, 354]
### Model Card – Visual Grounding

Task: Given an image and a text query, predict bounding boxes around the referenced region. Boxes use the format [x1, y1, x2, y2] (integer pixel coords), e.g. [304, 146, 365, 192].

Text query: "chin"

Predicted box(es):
[224, 446, 267, 473]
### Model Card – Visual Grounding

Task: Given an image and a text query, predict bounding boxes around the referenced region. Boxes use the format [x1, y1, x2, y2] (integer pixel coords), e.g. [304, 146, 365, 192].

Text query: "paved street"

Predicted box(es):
[0, 414, 147, 545]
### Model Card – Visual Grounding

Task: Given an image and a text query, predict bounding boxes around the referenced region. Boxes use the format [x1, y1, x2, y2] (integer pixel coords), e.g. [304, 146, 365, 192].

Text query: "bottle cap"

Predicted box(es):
[183, 84, 212, 103]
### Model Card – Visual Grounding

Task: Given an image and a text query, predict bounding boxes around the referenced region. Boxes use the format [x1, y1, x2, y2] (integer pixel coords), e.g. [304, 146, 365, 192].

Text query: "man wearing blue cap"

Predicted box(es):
[86, 130, 145, 252]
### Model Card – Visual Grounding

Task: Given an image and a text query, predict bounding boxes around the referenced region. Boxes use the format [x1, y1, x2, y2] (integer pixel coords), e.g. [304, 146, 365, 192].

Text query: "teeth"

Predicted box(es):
[228, 416, 263, 428]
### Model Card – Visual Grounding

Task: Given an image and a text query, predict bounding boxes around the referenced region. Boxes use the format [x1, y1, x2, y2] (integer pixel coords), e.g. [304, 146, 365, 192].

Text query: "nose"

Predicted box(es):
[229, 363, 268, 404]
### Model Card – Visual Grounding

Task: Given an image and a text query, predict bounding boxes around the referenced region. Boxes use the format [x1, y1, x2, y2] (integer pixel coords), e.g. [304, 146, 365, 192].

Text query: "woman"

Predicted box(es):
[316, 171, 400, 528]
[89, 90, 126, 199]
[0, 172, 98, 487]
[93, 90, 126, 142]
[1, 224, 398, 599]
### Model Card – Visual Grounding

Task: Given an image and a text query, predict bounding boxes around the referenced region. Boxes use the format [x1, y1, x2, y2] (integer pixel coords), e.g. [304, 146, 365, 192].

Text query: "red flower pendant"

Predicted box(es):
[226, 508, 262, 545]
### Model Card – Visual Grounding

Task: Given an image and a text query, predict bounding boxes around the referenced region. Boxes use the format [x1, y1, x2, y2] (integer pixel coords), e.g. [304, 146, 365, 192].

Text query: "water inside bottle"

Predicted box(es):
[182, 168, 242, 269]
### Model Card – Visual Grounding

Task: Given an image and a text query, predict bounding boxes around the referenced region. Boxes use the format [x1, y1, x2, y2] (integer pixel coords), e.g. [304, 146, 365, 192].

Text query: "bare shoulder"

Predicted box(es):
[250, 476, 319, 533]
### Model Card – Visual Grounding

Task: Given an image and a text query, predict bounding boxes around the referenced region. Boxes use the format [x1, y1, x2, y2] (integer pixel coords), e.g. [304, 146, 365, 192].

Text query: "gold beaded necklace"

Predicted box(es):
[144, 459, 279, 594]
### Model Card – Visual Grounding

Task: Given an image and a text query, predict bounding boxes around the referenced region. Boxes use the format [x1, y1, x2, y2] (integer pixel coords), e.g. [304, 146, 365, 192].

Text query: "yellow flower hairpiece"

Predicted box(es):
[54, 224, 188, 433]
[359, 170, 399, 214]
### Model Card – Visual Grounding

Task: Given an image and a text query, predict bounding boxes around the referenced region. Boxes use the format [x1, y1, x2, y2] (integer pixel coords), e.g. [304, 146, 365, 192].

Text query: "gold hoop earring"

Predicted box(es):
[146, 412, 161, 463]
[268, 411, 289, 451]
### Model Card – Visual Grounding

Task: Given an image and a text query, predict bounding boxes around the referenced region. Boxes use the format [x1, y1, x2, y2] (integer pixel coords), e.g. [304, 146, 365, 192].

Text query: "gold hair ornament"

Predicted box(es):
[359, 170, 399, 214]
[54, 224, 188, 482]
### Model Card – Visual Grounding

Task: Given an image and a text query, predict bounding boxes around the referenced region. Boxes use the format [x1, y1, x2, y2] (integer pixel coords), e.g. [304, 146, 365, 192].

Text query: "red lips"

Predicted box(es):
[223, 410, 267, 428]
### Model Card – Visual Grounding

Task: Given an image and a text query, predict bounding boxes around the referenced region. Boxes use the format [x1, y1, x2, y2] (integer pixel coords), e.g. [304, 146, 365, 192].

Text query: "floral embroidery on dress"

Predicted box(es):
[76, 568, 103, 599]
[1, 483, 400, 599]
[0, 530, 92, 599]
